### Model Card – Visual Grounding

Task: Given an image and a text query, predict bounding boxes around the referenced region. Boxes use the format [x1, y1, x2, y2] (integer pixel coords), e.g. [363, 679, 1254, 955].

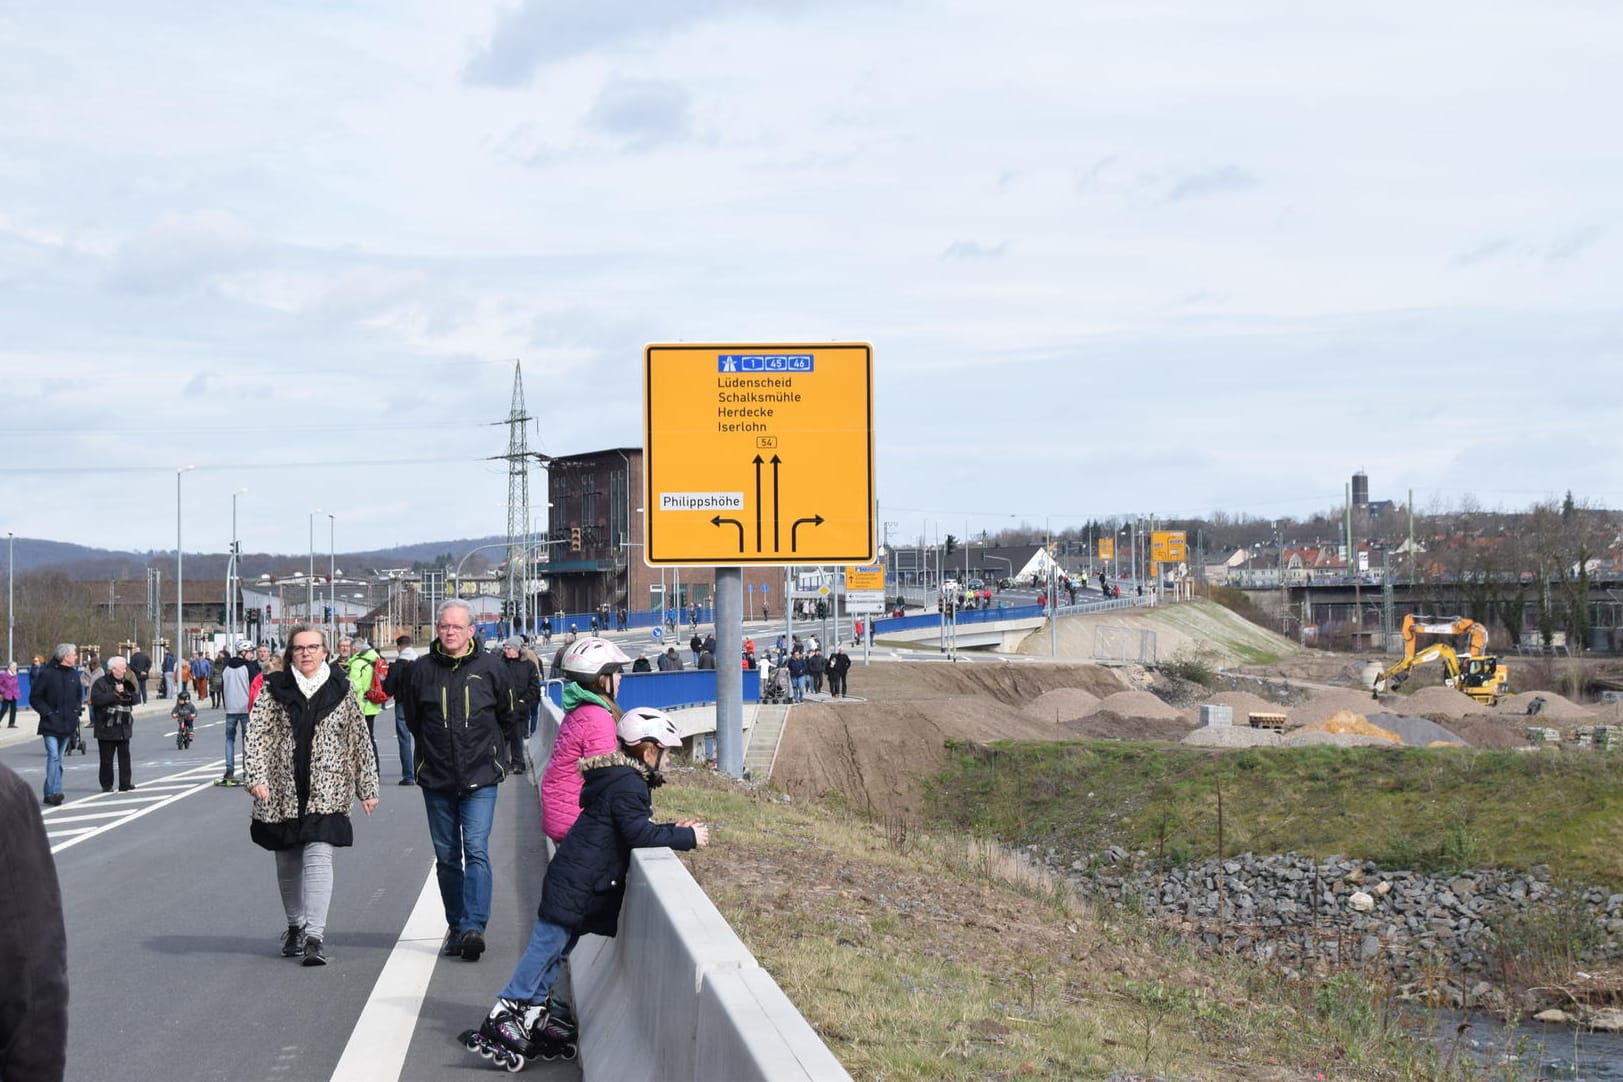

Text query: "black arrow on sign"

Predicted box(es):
[771, 455, 782, 551]
[752, 455, 764, 551]
[790, 514, 824, 553]
[711, 515, 745, 554]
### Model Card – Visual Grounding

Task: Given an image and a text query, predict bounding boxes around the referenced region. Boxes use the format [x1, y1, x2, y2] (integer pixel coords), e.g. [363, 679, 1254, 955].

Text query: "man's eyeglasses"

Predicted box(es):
[436, 623, 472, 632]
[291, 644, 324, 653]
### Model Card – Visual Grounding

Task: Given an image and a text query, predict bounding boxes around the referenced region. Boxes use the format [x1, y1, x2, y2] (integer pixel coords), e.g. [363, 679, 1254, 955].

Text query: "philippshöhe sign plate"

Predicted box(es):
[644, 342, 875, 566]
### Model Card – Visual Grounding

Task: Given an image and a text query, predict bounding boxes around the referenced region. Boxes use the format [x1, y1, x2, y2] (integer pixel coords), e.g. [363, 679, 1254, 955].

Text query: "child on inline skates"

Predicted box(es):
[171, 691, 197, 749]
[459, 707, 709, 1070]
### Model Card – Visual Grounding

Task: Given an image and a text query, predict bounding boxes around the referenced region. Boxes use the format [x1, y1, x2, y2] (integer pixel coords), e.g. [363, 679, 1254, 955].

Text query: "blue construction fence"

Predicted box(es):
[476, 606, 716, 642]
[542, 669, 760, 713]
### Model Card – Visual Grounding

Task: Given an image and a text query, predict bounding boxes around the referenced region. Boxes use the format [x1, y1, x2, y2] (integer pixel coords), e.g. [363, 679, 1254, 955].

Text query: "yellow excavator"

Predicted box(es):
[1370, 614, 1509, 706]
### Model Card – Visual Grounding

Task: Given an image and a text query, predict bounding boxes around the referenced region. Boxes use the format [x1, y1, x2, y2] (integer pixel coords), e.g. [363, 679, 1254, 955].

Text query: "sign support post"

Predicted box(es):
[644, 342, 874, 779]
[714, 568, 743, 778]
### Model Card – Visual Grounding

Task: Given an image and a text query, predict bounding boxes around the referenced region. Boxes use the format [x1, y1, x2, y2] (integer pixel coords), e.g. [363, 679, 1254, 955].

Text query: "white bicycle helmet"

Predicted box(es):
[560, 636, 631, 681]
[617, 706, 682, 748]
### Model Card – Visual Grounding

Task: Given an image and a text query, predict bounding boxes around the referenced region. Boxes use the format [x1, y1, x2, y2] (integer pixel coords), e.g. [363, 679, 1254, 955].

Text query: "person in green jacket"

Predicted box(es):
[344, 637, 385, 764]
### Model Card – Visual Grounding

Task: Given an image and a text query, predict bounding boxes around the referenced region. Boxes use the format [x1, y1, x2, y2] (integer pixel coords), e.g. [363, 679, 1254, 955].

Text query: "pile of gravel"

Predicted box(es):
[1182, 726, 1280, 747]
[1367, 712, 1465, 746]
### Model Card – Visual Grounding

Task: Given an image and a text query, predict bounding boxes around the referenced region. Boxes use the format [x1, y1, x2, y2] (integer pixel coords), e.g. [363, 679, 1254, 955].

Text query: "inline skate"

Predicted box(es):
[458, 1000, 576, 1072]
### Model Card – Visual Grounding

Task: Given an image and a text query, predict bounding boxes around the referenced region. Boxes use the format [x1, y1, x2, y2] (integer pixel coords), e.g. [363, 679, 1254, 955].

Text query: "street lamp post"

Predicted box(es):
[7, 530, 13, 666]
[176, 466, 196, 662]
[308, 509, 320, 627]
[327, 514, 336, 644]
[229, 488, 247, 644]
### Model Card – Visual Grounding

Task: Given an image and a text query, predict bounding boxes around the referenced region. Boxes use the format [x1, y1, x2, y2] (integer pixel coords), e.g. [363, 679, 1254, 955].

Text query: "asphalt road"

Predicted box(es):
[1, 702, 580, 1082]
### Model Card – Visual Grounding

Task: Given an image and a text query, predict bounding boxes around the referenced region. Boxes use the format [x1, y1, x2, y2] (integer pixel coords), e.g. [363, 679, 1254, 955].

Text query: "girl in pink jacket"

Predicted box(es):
[540, 637, 631, 842]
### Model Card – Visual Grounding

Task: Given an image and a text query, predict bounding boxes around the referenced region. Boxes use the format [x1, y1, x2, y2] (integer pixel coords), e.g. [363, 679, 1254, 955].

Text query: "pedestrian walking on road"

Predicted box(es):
[498, 636, 541, 773]
[28, 643, 81, 806]
[245, 625, 380, 967]
[218, 641, 258, 786]
[128, 647, 151, 703]
[806, 647, 826, 694]
[382, 634, 418, 786]
[400, 599, 521, 964]
[0, 759, 68, 1081]
[88, 656, 139, 793]
[0, 662, 19, 727]
[827, 646, 852, 698]
[191, 651, 212, 700]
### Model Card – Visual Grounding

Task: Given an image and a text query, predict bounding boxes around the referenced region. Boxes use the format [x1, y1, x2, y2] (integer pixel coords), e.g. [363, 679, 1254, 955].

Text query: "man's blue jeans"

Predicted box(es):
[42, 734, 65, 796]
[499, 916, 579, 1004]
[224, 714, 248, 776]
[422, 786, 498, 935]
[394, 704, 414, 783]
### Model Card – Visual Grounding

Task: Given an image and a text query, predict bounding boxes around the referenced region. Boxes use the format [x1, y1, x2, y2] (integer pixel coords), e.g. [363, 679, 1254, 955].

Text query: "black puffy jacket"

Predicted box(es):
[28, 661, 80, 738]
[400, 639, 518, 792]
[539, 752, 697, 937]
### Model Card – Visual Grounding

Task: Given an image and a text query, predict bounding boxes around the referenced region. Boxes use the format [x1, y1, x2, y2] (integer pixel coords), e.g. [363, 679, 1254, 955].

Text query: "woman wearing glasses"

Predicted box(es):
[244, 625, 380, 966]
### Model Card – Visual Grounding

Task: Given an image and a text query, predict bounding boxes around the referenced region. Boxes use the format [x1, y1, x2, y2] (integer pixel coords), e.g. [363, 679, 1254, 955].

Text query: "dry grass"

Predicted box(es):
[657, 767, 1448, 1081]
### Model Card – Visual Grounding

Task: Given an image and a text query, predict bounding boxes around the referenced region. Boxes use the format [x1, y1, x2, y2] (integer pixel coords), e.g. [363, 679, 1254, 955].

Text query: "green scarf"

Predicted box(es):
[562, 682, 615, 713]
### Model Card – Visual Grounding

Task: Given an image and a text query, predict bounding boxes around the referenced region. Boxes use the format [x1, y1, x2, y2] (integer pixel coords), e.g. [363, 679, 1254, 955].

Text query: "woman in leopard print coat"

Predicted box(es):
[245, 624, 380, 966]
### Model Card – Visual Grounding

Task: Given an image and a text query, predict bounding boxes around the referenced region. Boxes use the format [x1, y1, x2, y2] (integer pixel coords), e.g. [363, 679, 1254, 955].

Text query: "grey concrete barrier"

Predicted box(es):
[570, 849, 851, 1082]
[528, 693, 849, 1082]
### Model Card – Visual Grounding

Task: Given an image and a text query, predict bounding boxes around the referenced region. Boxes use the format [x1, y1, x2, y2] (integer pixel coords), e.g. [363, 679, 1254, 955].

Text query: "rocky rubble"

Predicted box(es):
[1046, 848, 1623, 1008]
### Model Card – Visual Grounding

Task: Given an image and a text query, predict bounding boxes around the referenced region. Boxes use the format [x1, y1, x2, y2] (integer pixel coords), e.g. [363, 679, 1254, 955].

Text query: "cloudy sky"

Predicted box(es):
[1, 1, 1616, 559]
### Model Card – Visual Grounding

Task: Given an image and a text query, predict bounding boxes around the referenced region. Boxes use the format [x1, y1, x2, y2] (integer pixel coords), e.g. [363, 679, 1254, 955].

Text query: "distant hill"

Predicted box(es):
[14, 535, 514, 581]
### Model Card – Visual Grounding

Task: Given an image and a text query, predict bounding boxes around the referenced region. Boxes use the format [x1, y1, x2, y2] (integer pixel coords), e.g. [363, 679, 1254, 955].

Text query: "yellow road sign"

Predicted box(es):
[644, 343, 875, 565]
[1098, 538, 1115, 561]
[1150, 531, 1187, 562]
[844, 565, 885, 591]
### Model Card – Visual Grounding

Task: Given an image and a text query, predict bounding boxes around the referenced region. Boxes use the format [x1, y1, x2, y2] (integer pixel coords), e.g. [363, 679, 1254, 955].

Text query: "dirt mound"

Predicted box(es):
[1019, 599, 1303, 666]
[1061, 713, 1194, 742]
[1437, 716, 1531, 748]
[1497, 690, 1597, 721]
[1088, 690, 1186, 721]
[1293, 708, 1401, 743]
[1022, 687, 1101, 723]
[1398, 686, 1479, 719]
[768, 660, 1138, 818]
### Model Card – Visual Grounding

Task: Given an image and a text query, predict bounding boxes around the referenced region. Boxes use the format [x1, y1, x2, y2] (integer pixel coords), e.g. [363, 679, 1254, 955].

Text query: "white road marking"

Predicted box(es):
[44, 761, 228, 854]
[329, 863, 444, 1082]
[39, 810, 136, 825]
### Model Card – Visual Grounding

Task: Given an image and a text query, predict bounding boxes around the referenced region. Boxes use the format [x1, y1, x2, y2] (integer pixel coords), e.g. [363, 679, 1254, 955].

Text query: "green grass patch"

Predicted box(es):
[923, 741, 1623, 885]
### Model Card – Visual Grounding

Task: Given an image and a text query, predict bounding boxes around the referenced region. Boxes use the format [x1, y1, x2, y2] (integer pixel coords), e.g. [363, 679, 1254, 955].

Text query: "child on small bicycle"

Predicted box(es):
[171, 691, 198, 749]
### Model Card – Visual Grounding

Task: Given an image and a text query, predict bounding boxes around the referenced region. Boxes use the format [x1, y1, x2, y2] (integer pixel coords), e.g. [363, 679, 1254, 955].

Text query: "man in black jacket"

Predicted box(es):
[498, 636, 540, 774]
[128, 647, 152, 703]
[0, 760, 68, 1080]
[381, 634, 418, 787]
[401, 600, 519, 963]
[28, 644, 81, 805]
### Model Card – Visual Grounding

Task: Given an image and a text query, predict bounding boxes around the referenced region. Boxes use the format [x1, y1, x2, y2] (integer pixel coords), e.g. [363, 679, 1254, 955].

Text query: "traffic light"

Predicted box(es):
[945, 534, 957, 555]
[218, 606, 227, 624]
[570, 527, 582, 553]
[815, 599, 828, 619]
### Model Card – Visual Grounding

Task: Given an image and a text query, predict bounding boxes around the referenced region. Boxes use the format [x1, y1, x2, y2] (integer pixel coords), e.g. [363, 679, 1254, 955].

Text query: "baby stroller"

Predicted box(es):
[760, 662, 791, 705]
[68, 706, 88, 755]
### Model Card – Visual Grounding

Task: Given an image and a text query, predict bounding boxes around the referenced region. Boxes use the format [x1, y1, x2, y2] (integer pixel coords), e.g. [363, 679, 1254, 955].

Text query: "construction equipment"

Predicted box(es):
[1370, 642, 1509, 706]
[1398, 613, 1490, 658]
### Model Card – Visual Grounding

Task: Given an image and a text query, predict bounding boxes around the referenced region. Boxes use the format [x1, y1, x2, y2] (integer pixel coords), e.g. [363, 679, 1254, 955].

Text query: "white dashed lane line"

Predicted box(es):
[41, 762, 230, 854]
